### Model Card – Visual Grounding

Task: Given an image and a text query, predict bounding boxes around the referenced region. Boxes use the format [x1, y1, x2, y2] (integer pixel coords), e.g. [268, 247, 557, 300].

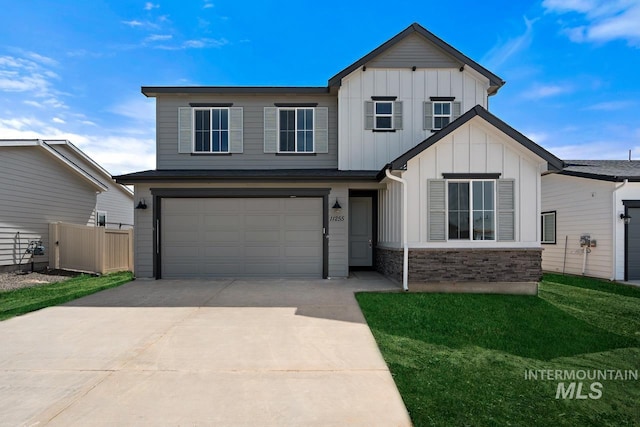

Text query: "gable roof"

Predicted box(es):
[328, 23, 505, 94]
[384, 105, 564, 174]
[0, 139, 133, 195]
[559, 160, 640, 182]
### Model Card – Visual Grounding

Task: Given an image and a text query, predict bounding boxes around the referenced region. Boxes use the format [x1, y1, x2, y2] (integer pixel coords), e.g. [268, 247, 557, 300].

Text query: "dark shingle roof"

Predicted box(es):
[560, 160, 640, 182]
[114, 169, 380, 184]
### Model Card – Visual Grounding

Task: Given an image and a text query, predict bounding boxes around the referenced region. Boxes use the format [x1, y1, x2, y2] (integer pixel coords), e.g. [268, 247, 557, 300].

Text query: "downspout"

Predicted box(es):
[611, 179, 628, 280]
[385, 168, 409, 291]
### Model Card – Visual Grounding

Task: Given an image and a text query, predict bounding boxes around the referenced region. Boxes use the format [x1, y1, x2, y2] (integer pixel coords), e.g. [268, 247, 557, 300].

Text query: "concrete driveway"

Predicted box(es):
[0, 272, 411, 426]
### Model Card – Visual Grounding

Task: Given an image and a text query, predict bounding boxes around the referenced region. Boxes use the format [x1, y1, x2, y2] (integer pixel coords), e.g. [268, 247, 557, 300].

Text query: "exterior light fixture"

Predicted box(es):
[136, 199, 147, 210]
[332, 199, 342, 210]
[620, 213, 632, 225]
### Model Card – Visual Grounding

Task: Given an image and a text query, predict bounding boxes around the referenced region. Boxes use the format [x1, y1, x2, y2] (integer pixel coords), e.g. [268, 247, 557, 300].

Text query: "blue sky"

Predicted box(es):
[1, 0, 639, 175]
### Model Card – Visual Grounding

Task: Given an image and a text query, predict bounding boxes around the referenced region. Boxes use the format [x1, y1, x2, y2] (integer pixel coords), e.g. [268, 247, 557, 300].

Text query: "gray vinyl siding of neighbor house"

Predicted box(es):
[366, 33, 460, 69]
[541, 174, 614, 279]
[51, 144, 134, 228]
[0, 147, 99, 267]
[155, 94, 338, 170]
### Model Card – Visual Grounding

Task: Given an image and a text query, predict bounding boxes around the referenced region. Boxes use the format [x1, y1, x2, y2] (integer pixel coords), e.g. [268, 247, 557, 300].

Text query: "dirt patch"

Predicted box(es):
[0, 270, 78, 292]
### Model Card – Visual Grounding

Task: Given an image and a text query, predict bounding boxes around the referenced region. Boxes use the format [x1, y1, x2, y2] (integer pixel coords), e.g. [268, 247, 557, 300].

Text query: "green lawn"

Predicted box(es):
[0, 271, 134, 321]
[356, 274, 640, 426]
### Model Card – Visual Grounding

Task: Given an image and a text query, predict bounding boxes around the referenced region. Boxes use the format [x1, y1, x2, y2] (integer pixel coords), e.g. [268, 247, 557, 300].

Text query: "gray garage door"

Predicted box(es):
[161, 198, 323, 278]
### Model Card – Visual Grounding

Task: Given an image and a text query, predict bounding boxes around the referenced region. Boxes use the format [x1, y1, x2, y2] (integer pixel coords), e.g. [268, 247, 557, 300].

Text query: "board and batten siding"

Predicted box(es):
[0, 147, 99, 267]
[541, 174, 615, 279]
[155, 94, 338, 170]
[378, 117, 545, 248]
[338, 67, 490, 171]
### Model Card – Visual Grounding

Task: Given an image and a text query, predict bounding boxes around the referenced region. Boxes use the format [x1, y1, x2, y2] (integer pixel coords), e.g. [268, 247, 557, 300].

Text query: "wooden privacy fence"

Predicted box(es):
[49, 222, 134, 274]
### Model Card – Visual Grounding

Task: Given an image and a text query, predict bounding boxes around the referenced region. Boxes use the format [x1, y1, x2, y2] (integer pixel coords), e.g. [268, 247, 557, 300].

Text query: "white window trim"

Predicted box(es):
[446, 179, 497, 242]
[374, 101, 394, 130]
[192, 107, 230, 153]
[541, 211, 556, 244]
[277, 107, 315, 153]
[96, 210, 107, 227]
[433, 101, 452, 130]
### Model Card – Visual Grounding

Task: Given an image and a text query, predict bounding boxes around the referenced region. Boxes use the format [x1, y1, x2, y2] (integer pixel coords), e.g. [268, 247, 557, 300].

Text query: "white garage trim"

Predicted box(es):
[151, 188, 330, 279]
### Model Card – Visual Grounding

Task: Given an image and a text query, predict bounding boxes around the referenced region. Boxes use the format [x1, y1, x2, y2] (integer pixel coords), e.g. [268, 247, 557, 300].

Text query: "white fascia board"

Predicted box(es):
[44, 140, 133, 198]
[0, 139, 41, 147]
[37, 141, 108, 192]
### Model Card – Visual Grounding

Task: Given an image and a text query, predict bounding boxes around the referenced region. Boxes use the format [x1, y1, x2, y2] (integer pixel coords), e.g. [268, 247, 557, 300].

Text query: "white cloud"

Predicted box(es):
[52, 117, 65, 124]
[122, 19, 144, 27]
[522, 83, 572, 99]
[203, 1, 214, 8]
[543, 0, 640, 46]
[156, 38, 228, 50]
[108, 97, 155, 123]
[0, 115, 155, 175]
[145, 34, 172, 42]
[481, 16, 536, 70]
[144, 2, 159, 11]
[584, 100, 634, 111]
[523, 131, 549, 144]
[23, 52, 58, 66]
[548, 140, 638, 160]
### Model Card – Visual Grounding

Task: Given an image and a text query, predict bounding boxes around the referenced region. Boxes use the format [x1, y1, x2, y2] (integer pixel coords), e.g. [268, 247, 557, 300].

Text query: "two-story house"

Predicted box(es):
[116, 23, 563, 290]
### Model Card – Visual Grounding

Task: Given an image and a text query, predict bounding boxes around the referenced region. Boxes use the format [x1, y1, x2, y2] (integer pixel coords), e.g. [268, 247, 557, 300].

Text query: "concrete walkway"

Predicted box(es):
[0, 273, 411, 426]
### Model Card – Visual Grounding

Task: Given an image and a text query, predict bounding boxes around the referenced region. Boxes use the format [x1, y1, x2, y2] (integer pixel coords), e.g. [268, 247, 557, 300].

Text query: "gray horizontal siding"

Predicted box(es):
[0, 147, 99, 267]
[133, 186, 153, 277]
[367, 33, 459, 69]
[156, 94, 338, 170]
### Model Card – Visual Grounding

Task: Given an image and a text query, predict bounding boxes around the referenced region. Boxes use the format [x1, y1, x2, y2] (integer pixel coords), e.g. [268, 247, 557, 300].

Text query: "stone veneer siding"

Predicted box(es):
[376, 247, 542, 283]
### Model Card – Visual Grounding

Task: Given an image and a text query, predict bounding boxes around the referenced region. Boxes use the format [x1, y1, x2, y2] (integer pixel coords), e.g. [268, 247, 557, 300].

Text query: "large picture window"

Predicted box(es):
[448, 180, 495, 240]
[279, 108, 314, 152]
[194, 108, 229, 153]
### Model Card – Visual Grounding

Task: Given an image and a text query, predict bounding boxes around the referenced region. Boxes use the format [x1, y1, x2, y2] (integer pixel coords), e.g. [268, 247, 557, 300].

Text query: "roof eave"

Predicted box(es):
[141, 86, 331, 97]
[558, 170, 640, 182]
[114, 171, 380, 185]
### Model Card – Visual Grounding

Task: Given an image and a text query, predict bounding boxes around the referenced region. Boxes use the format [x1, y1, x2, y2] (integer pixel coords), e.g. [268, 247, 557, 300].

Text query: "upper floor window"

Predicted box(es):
[365, 99, 403, 131]
[424, 99, 461, 131]
[433, 102, 452, 130]
[448, 180, 495, 241]
[194, 108, 229, 153]
[374, 101, 393, 130]
[541, 211, 556, 244]
[279, 108, 314, 152]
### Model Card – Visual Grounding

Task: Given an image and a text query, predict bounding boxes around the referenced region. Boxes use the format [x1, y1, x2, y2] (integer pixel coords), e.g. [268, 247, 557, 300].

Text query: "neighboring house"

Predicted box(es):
[0, 139, 134, 272]
[541, 160, 640, 281]
[116, 23, 563, 289]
